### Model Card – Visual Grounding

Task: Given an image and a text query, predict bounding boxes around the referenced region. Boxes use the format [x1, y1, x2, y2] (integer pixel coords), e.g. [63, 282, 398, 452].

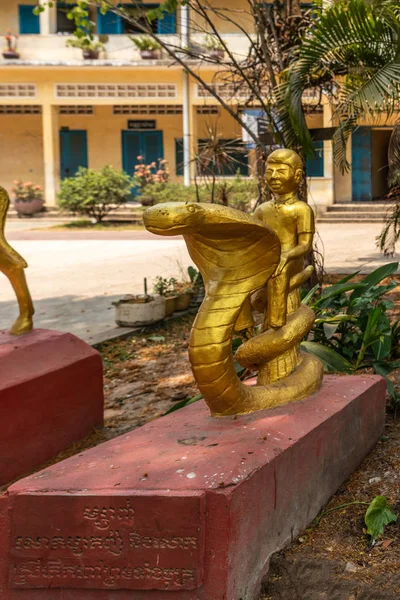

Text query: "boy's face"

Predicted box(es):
[266, 160, 301, 195]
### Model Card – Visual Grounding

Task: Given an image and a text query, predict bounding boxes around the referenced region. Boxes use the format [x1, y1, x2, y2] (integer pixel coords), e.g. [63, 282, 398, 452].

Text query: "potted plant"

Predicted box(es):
[173, 281, 193, 311]
[66, 35, 107, 60]
[3, 30, 19, 59]
[131, 36, 161, 59]
[153, 276, 178, 316]
[11, 180, 44, 217]
[204, 34, 225, 60]
[113, 279, 166, 327]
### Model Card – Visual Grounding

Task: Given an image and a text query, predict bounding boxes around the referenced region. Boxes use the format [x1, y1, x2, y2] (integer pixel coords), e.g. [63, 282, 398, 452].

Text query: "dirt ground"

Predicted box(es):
[261, 410, 400, 599]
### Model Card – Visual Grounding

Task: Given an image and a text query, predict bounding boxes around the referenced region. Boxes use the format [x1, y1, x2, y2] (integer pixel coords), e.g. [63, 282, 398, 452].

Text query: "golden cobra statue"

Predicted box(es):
[143, 149, 323, 416]
[0, 186, 34, 335]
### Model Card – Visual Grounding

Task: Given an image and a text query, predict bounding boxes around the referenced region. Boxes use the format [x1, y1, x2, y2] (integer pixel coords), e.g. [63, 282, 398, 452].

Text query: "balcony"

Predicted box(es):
[0, 33, 253, 66]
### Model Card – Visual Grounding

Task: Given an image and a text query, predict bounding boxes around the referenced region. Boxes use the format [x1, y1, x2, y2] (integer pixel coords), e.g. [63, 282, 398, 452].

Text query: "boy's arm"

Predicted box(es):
[273, 233, 313, 276]
[273, 204, 314, 277]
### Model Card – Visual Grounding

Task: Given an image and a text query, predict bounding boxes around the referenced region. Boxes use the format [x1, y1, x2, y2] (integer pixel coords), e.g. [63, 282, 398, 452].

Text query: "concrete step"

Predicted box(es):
[320, 211, 385, 219]
[328, 203, 390, 213]
[318, 217, 385, 224]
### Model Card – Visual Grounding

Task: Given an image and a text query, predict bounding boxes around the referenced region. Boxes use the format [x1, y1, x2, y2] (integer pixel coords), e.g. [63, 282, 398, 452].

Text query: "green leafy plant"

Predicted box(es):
[215, 174, 258, 212]
[302, 263, 400, 403]
[188, 266, 203, 289]
[131, 36, 161, 52]
[66, 36, 106, 53]
[153, 276, 178, 297]
[58, 165, 133, 223]
[365, 496, 397, 543]
[141, 178, 256, 211]
[204, 34, 224, 52]
[141, 183, 202, 204]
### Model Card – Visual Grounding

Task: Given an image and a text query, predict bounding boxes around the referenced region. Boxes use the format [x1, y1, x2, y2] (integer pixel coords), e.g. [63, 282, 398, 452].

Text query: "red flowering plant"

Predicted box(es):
[133, 156, 170, 193]
[11, 180, 43, 202]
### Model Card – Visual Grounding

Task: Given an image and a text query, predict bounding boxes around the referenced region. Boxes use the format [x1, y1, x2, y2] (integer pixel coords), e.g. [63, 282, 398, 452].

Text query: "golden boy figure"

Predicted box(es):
[254, 148, 314, 330]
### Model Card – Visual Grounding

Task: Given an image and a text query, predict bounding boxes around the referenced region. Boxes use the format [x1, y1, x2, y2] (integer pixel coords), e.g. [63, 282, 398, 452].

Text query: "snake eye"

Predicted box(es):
[187, 205, 196, 213]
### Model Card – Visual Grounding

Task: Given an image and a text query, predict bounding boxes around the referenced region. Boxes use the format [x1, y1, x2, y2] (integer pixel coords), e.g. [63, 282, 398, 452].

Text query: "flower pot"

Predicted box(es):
[2, 51, 20, 59]
[114, 294, 166, 327]
[13, 198, 44, 217]
[175, 292, 192, 311]
[209, 49, 224, 61]
[140, 50, 159, 60]
[140, 195, 155, 207]
[165, 296, 177, 316]
[82, 49, 100, 60]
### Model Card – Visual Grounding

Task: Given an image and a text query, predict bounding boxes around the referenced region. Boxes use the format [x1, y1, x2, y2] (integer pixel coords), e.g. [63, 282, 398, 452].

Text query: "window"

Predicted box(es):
[55, 83, 177, 98]
[57, 2, 78, 34]
[306, 141, 324, 177]
[18, 5, 40, 34]
[198, 139, 249, 177]
[97, 4, 176, 35]
[175, 139, 184, 176]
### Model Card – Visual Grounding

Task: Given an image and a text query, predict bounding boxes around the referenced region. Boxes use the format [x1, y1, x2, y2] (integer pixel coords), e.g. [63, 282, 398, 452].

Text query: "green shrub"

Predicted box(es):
[141, 176, 257, 211]
[302, 263, 400, 404]
[141, 183, 204, 204]
[215, 175, 258, 211]
[58, 165, 133, 223]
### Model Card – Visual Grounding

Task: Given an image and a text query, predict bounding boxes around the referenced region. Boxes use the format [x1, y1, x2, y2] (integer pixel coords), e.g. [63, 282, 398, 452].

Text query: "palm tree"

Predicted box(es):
[285, 0, 400, 171]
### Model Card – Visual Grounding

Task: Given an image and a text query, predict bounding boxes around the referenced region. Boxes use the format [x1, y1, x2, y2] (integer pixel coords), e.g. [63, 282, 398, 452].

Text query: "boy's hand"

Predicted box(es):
[273, 251, 290, 277]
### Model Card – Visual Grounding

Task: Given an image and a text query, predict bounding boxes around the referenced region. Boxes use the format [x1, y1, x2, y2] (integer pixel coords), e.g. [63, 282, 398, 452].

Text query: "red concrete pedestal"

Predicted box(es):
[0, 375, 385, 600]
[0, 329, 104, 486]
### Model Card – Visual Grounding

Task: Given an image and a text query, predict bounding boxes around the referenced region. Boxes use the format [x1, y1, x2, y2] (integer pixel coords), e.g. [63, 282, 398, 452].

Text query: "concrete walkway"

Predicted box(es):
[0, 222, 398, 343]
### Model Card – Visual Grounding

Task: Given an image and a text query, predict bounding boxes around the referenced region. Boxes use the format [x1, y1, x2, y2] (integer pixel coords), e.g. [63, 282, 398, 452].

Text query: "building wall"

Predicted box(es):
[0, 0, 36, 35]
[190, 0, 256, 34]
[0, 114, 44, 192]
[58, 106, 184, 175]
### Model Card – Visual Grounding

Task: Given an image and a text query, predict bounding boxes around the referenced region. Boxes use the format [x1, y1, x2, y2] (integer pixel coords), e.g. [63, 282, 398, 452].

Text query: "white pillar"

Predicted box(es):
[181, 5, 191, 187]
[42, 104, 59, 206]
[39, 2, 57, 34]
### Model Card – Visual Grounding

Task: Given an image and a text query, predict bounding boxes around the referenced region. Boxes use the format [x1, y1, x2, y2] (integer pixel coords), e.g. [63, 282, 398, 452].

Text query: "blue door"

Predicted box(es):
[352, 127, 372, 201]
[122, 130, 163, 175]
[306, 141, 324, 177]
[59, 130, 88, 179]
[19, 5, 40, 34]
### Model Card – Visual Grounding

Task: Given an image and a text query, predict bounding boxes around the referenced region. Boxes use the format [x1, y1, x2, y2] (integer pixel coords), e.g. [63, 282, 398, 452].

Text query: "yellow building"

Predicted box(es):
[0, 0, 389, 213]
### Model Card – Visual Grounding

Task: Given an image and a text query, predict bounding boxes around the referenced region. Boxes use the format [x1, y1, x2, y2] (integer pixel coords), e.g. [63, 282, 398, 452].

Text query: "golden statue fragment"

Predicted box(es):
[0, 186, 34, 335]
[143, 149, 323, 416]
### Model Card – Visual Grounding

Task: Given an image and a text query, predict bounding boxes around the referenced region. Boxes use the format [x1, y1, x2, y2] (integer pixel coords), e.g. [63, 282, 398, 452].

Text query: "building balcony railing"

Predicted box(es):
[1, 33, 254, 65]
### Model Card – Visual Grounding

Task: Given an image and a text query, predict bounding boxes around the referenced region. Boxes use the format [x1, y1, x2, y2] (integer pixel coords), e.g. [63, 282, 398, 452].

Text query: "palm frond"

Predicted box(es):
[286, 0, 400, 167]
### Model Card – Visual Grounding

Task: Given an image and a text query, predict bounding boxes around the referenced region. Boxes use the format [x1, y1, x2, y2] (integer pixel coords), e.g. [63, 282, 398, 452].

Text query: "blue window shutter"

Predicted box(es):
[97, 7, 122, 34]
[351, 127, 372, 201]
[306, 141, 324, 177]
[175, 139, 184, 175]
[59, 130, 88, 179]
[19, 5, 40, 34]
[142, 131, 163, 165]
[157, 10, 176, 34]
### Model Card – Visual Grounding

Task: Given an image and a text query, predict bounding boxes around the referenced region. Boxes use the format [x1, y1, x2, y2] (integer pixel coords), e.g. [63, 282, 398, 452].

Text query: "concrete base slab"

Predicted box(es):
[0, 329, 104, 486]
[0, 375, 386, 600]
